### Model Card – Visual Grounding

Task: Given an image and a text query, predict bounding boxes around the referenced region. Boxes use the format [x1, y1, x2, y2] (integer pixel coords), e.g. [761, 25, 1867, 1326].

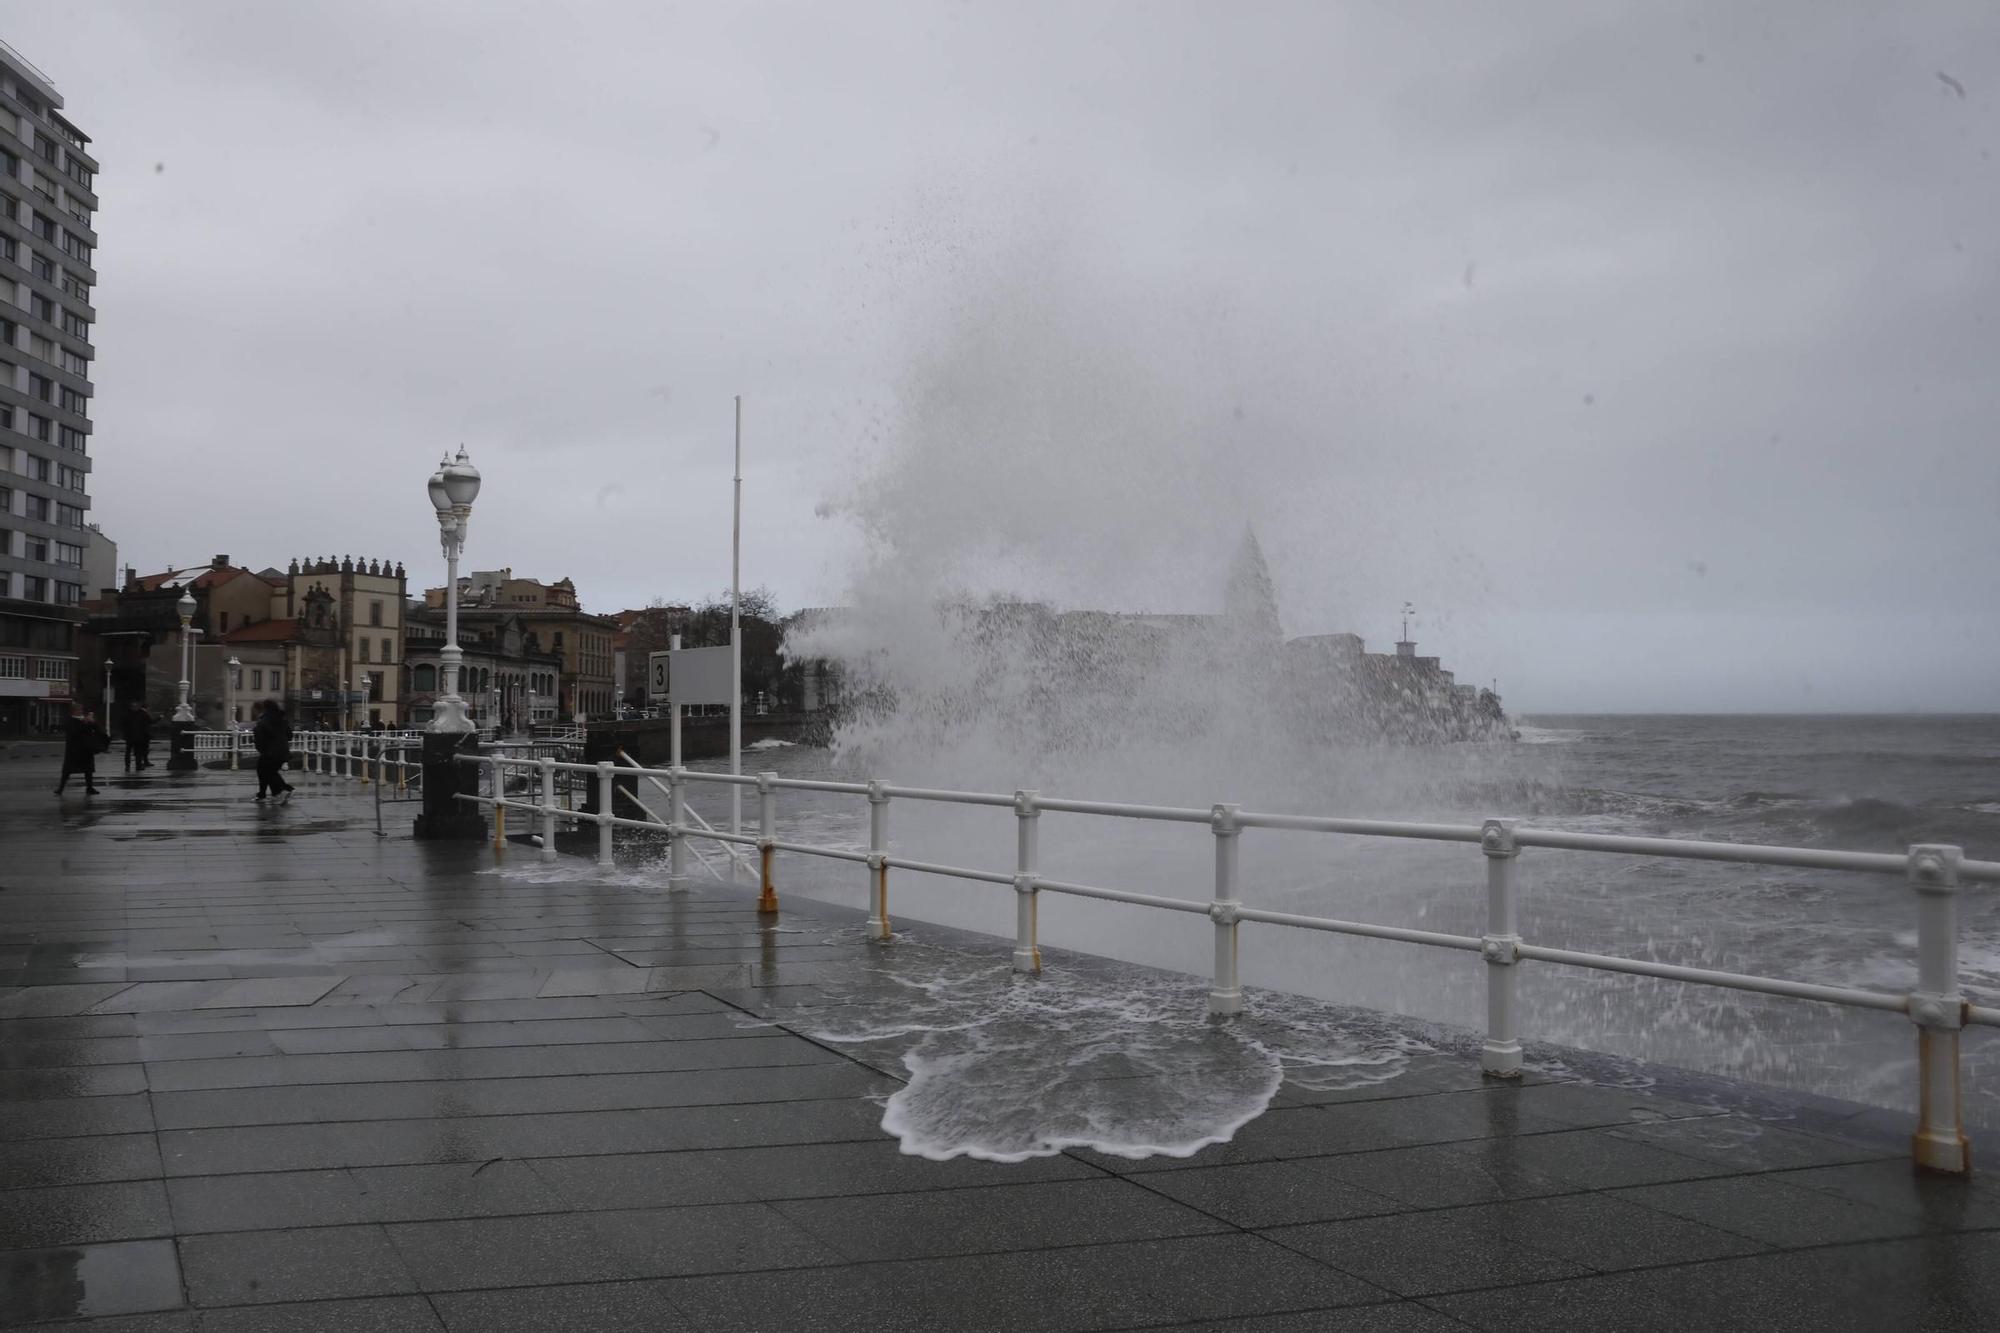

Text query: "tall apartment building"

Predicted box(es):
[0, 42, 97, 736]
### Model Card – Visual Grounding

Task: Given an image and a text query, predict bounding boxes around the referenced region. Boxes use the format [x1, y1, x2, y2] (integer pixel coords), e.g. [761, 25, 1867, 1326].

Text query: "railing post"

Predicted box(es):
[1480, 818, 1524, 1079]
[595, 761, 615, 868]
[359, 735, 372, 787]
[666, 766, 688, 891]
[1208, 803, 1243, 1017]
[539, 756, 557, 862]
[756, 771, 778, 916]
[867, 780, 891, 942]
[491, 759, 506, 850]
[1013, 789, 1041, 974]
[1908, 844, 1969, 1174]
[229, 730, 239, 771]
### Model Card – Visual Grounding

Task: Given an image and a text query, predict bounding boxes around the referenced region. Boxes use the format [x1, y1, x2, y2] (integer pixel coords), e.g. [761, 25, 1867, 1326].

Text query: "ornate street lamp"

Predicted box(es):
[172, 588, 197, 723]
[226, 656, 241, 768]
[427, 447, 481, 734]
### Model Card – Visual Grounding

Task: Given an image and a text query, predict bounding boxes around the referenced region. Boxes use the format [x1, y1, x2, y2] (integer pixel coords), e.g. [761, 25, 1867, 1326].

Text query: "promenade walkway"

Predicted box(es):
[3, 759, 1997, 1331]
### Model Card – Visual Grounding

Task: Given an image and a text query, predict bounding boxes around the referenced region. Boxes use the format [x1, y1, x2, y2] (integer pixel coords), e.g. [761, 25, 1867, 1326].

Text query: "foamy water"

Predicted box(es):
[796, 934, 1417, 1160]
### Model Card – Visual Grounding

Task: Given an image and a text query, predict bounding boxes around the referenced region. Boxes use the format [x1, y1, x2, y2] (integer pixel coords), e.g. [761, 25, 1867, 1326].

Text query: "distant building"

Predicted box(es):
[0, 42, 100, 734]
[402, 605, 560, 731]
[82, 553, 410, 729]
[285, 556, 409, 726]
[423, 568, 617, 720]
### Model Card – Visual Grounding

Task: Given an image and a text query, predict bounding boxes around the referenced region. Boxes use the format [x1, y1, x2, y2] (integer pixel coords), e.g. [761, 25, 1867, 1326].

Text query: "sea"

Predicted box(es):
[622, 715, 2000, 1159]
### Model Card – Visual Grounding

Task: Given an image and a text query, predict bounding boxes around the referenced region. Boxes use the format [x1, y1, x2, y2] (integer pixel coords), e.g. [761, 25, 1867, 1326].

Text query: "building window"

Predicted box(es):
[29, 333, 52, 362]
[251, 668, 264, 690]
[30, 253, 53, 282]
[28, 415, 50, 442]
[24, 494, 48, 520]
[30, 212, 55, 241]
[58, 425, 85, 452]
[61, 234, 89, 264]
[28, 371, 51, 401]
[21, 575, 46, 601]
[0, 319, 14, 348]
[61, 274, 87, 303]
[24, 536, 46, 561]
[270, 670, 283, 693]
[55, 502, 82, 528]
[60, 349, 86, 376]
[0, 484, 11, 512]
[53, 540, 81, 567]
[380, 637, 392, 663]
[32, 134, 55, 165]
[32, 170, 55, 202]
[0, 656, 22, 679]
[56, 464, 83, 491]
[27, 455, 48, 481]
[358, 638, 370, 663]
[369, 599, 381, 626]
[414, 665, 436, 692]
[59, 387, 85, 416]
[53, 581, 79, 606]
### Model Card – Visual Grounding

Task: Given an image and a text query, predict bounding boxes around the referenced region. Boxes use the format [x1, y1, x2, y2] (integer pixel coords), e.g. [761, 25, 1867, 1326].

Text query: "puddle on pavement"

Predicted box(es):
[0, 1240, 183, 1323]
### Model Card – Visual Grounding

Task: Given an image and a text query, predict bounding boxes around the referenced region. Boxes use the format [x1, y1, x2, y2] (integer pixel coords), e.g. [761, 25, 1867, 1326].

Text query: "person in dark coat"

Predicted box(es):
[56, 704, 106, 796]
[252, 698, 296, 802]
[122, 701, 154, 771]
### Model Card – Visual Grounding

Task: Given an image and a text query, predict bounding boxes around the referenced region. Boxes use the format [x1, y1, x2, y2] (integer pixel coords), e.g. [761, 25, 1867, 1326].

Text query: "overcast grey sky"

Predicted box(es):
[6, 1, 1996, 712]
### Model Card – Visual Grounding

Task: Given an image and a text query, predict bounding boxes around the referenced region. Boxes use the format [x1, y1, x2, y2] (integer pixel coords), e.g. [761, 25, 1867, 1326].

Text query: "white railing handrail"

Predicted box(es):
[447, 750, 1993, 1175]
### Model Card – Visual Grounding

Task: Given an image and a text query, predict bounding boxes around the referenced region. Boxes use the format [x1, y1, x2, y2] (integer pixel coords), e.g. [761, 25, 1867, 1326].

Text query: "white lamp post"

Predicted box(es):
[427, 447, 481, 734]
[172, 588, 197, 723]
[226, 656, 241, 767]
[341, 675, 351, 732]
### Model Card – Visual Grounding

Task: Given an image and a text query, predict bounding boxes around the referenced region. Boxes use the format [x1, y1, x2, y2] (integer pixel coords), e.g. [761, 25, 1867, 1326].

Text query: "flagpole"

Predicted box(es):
[730, 394, 743, 878]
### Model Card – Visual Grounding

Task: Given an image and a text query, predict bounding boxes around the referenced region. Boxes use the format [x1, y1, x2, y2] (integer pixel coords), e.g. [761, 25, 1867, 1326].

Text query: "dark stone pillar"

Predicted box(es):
[166, 720, 199, 772]
[581, 725, 636, 819]
[413, 731, 486, 839]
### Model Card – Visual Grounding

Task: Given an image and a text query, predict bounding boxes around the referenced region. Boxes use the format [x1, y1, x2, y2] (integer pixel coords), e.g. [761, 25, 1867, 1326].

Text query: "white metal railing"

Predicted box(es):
[453, 755, 1998, 1176]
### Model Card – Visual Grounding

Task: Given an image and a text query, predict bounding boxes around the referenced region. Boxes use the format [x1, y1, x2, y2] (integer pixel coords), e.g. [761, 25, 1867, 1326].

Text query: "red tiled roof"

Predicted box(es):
[134, 566, 259, 592]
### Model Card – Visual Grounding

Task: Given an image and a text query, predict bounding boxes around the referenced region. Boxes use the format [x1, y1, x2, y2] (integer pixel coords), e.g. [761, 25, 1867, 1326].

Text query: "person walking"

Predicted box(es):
[55, 704, 106, 796]
[252, 698, 296, 802]
[123, 700, 154, 771]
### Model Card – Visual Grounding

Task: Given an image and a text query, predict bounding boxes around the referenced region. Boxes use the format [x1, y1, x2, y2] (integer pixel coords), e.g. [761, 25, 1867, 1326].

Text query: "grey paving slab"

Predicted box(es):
[1451, 1192, 1771, 1270]
[1, 1314, 194, 1333]
[1426, 1232, 2000, 1332]
[179, 1223, 418, 1306]
[1612, 1113, 1901, 1172]
[193, 1295, 447, 1332]
[586, 1201, 846, 1276]
[153, 1063, 890, 1129]
[0, 1091, 155, 1139]
[777, 1177, 1231, 1261]
[0, 1062, 149, 1099]
[0, 1180, 174, 1249]
[867, 1233, 1396, 1330]
[1124, 1156, 1410, 1228]
[1149, 1308, 1468, 1333]
[382, 1213, 638, 1290]
[429, 1280, 692, 1333]
[0, 1237, 185, 1324]
[0, 1132, 163, 1186]
[1267, 1209, 1595, 1296]
[1613, 1173, 1935, 1248]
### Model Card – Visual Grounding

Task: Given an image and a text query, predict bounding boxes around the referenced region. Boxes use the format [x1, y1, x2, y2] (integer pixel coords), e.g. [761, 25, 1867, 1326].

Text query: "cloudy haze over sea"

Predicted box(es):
[7, 0, 1996, 712]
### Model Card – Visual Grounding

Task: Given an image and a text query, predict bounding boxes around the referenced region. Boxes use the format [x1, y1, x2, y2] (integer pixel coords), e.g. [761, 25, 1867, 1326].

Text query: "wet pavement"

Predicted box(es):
[3, 760, 1998, 1332]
